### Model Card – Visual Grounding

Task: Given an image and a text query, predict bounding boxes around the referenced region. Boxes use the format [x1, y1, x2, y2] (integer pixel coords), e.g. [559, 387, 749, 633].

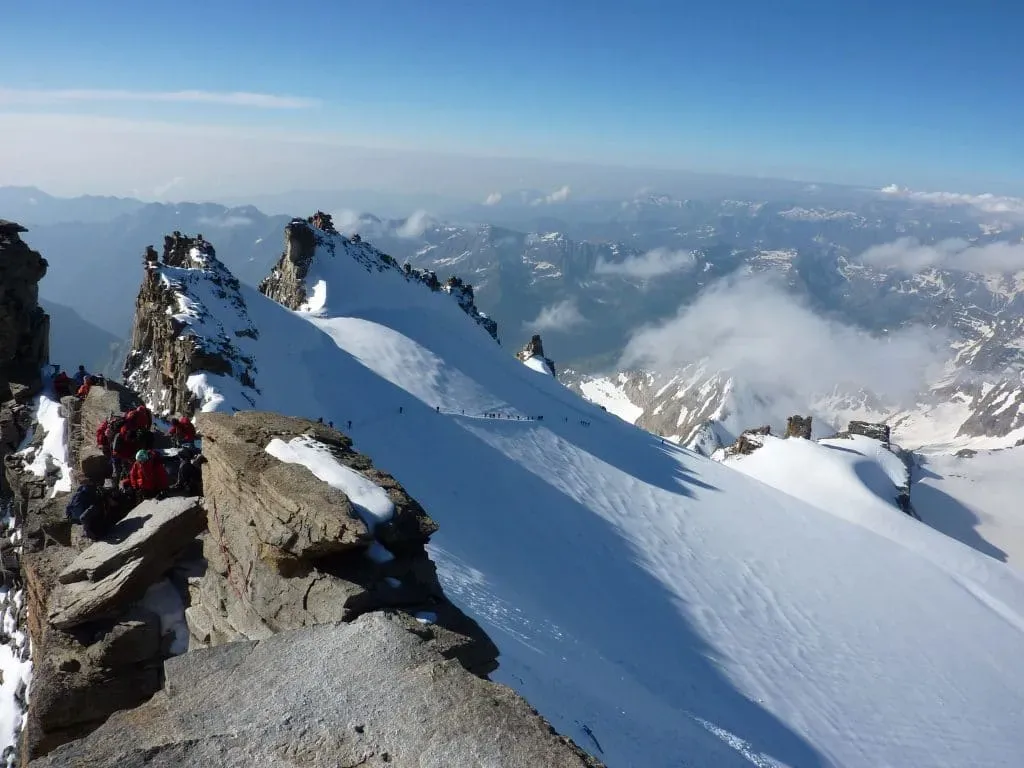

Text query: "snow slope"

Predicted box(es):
[912, 448, 1024, 567]
[146, 227, 1024, 767]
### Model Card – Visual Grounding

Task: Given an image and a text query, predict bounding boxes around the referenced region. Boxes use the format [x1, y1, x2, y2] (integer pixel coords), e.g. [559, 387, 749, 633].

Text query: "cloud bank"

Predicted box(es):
[525, 300, 586, 332]
[621, 273, 948, 405]
[860, 237, 1024, 274]
[483, 192, 503, 205]
[595, 247, 697, 279]
[531, 185, 571, 206]
[0, 87, 319, 109]
[880, 184, 1024, 219]
[396, 210, 434, 238]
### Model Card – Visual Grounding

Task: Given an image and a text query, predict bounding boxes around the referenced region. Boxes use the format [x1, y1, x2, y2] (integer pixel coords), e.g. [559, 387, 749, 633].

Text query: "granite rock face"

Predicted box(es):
[32, 614, 603, 768]
[186, 410, 495, 675]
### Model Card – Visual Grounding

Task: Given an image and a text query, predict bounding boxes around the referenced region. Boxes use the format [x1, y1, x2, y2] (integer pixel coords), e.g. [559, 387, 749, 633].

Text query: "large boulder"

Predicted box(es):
[32, 614, 603, 768]
[48, 497, 204, 629]
[188, 411, 496, 675]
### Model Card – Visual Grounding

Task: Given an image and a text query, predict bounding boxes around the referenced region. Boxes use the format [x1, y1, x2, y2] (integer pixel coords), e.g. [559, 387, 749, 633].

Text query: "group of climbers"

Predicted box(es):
[52, 364, 101, 399]
[81, 405, 204, 533]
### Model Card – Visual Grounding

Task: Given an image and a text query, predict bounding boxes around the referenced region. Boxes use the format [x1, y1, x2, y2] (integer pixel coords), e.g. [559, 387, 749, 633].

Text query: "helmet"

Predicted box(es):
[135, 450, 150, 462]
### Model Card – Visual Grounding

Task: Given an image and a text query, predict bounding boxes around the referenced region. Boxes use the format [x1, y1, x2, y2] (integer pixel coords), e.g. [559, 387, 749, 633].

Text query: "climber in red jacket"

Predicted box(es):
[169, 416, 197, 446]
[126, 404, 153, 432]
[110, 426, 139, 482]
[53, 371, 73, 398]
[128, 449, 169, 499]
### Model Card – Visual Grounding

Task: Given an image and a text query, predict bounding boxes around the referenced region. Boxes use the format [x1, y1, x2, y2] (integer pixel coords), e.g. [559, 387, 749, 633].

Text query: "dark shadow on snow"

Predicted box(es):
[250, 311, 827, 768]
[913, 463, 1008, 563]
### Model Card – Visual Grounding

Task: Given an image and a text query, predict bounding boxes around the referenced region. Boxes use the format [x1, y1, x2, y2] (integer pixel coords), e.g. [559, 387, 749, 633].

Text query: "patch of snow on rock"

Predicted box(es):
[265, 435, 395, 530]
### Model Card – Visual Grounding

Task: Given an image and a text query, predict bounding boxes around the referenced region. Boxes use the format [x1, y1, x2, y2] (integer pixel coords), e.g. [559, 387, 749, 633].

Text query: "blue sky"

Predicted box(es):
[2, 0, 1023, 198]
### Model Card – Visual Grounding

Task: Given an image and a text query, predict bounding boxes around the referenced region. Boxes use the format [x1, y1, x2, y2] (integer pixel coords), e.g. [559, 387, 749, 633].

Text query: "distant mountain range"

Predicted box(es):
[8, 184, 1024, 448]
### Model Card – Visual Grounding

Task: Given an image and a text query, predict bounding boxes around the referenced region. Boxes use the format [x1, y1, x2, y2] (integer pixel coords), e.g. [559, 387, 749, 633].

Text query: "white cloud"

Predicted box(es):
[880, 185, 1024, 219]
[620, 273, 948, 406]
[196, 215, 255, 228]
[153, 176, 184, 197]
[595, 247, 697, 279]
[525, 300, 586, 332]
[396, 210, 434, 238]
[0, 87, 319, 109]
[530, 185, 571, 206]
[331, 209, 363, 234]
[860, 237, 1024, 274]
[483, 192, 503, 205]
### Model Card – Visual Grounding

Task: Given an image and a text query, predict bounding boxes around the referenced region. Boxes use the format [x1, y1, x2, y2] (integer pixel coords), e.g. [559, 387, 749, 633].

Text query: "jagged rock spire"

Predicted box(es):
[517, 334, 556, 376]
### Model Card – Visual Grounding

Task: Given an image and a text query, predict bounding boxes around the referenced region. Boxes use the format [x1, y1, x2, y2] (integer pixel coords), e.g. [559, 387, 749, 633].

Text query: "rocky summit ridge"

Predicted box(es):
[0, 217, 600, 766]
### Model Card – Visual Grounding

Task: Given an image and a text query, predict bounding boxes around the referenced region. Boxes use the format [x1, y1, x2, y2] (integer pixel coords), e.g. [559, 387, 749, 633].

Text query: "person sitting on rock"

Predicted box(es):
[53, 370, 73, 398]
[172, 447, 204, 496]
[169, 416, 197, 447]
[64, 475, 107, 539]
[76, 375, 97, 399]
[72, 365, 89, 388]
[129, 449, 169, 500]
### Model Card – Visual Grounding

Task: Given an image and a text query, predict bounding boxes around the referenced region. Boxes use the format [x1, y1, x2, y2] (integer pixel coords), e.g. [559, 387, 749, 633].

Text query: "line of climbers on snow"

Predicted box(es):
[312, 406, 597, 429]
[65, 396, 204, 540]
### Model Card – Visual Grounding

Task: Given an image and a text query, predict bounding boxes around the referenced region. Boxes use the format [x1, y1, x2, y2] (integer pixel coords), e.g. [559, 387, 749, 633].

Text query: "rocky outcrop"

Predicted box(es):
[847, 420, 891, 444]
[0, 221, 49, 386]
[0, 221, 50, 495]
[48, 498, 204, 629]
[725, 425, 771, 456]
[517, 334, 557, 376]
[256, 217, 319, 308]
[444, 275, 499, 341]
[33, 614, 603, 768]
[8, 384, 202, 761]
[185, 411, 497, 675]
[259, 214, 500, 341]
[123, 233, 259, 416]
[785, 415, 812, 439]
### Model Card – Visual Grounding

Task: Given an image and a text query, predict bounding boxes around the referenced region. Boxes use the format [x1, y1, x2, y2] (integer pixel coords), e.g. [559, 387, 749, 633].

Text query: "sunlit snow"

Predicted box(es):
[147, 224, 1024, 767]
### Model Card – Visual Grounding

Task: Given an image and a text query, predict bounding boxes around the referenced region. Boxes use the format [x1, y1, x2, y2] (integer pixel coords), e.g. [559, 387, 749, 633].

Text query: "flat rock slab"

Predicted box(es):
[49, 498, 205, 629]
[33, 612, 603, 768]
[60, 497, 204, 584]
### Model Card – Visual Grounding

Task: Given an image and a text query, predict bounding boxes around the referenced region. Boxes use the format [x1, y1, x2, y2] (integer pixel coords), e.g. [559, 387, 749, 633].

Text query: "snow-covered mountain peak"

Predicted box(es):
[125, 233, 259, 414]
[258, 213, 499, 340]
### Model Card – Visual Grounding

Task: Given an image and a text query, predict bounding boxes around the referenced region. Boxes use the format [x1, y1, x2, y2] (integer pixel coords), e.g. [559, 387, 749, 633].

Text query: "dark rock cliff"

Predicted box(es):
[0, 221, 49, 386]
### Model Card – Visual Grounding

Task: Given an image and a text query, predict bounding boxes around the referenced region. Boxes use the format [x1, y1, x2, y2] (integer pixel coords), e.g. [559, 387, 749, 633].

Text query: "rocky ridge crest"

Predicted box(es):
[258, 213, 499, 341]
[123, 232, 259, 415]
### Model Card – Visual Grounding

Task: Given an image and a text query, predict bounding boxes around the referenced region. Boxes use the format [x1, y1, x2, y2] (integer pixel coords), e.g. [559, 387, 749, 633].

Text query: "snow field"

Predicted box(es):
[151, 225, 1024, 767]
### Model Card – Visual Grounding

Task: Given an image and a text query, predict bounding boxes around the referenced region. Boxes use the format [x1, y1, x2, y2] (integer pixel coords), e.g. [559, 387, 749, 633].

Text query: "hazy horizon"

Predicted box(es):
[4, 1, 1024, 205]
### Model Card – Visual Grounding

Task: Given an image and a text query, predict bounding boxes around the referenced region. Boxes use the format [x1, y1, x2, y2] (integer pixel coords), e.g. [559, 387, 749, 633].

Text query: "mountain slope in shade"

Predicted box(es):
[122, 222, 1024, 767]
